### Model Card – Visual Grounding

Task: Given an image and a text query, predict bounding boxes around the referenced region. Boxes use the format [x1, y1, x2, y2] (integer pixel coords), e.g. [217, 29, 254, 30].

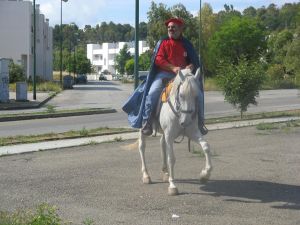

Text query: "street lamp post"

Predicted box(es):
[60, 0, 68, 89]
[134, 0, 139, 89]
[33, 0, 36, 100]
[199, 0, 202, 69]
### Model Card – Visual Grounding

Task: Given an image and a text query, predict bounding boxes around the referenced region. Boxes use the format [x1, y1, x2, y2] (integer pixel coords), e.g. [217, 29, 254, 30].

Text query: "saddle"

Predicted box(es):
[154, 78, 174, 119]
[161, 80, 173, 103]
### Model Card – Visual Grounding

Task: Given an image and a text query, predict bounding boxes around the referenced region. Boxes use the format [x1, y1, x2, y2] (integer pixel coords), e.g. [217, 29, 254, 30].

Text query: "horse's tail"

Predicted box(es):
[120, 139, 139, 151]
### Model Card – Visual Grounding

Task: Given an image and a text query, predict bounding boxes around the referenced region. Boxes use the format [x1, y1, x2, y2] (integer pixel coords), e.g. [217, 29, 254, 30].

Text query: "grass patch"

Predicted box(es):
[256, 123, 280, 130]
[0, 127, 136, 146]
[10, 81, 62, 92]
[256, 119, 300, 132]
[205, 109, 300, 124]
[46, 104, 56, 113]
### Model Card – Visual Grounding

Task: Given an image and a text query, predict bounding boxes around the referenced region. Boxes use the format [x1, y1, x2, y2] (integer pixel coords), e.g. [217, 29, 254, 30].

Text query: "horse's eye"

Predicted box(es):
[179, 93, 184, 99]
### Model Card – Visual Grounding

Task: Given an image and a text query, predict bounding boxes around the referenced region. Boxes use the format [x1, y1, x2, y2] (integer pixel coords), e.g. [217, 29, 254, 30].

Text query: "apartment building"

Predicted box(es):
[0, 0, 53, 80]
[87, 41, 149, 75]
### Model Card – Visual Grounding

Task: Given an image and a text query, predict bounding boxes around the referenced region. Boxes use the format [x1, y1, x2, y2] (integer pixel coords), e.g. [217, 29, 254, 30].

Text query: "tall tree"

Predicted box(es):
[207, 17, 266, 74]
[197, 3, 218, 76]
[147, 2, 172, 48]
[114, 44, 131, 75]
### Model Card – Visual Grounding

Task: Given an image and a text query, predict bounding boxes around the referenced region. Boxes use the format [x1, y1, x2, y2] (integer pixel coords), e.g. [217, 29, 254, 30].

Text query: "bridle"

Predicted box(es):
[167, 76, 197, 123]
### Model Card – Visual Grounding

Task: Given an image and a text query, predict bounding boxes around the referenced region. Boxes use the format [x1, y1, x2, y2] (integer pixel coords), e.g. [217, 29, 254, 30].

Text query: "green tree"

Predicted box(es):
[71, 47, 92, 74]
[197, 3, 218, 76]
[217, 57, 265, 118]
[114, 44, 131, 75]
[147, 2, 172, 48]
[125, 59, 134, 75]
[216, 4, 242, 26]
[267, 30, 293, 64]
[284, 37, 300, 81]
[207, 17, 266, 74]
[139, 50, 152, 71]
[243, 6, 257, 18]
[279, 3, 299, 29]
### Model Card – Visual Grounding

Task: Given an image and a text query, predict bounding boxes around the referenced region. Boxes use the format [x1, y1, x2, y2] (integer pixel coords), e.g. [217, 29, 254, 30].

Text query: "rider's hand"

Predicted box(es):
[172, 66, 181, 74]
[186, 64, 194, 71]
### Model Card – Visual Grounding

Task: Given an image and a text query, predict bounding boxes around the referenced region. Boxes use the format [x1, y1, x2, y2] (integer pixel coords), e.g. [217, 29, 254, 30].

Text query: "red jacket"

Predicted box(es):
[155, 38, 190, 74]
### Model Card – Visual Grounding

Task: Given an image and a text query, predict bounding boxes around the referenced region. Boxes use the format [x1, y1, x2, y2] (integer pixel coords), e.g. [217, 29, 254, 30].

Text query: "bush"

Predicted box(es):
[9, 62, 26, 83]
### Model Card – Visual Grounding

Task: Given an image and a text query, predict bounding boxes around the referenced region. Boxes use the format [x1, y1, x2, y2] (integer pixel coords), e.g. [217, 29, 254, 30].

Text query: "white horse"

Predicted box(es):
[138, 68, 213, 195]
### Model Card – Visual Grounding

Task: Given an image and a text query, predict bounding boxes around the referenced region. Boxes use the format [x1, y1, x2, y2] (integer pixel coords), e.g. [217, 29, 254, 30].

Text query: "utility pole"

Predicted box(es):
[134, 0, 139, 89]
[33, 0, 36, 100]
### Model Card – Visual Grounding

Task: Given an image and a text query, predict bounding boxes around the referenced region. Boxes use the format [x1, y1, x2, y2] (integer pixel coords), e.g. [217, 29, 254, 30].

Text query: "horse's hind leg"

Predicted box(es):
[160, 134, 169, 182]
[138, 130, 151, 184]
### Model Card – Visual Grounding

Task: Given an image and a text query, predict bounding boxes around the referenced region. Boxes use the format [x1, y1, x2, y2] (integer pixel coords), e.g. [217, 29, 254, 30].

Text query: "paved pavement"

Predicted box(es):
[0, 126, 299, 225]
[1, 83, 300, 224]
[0, 82, 299, 156]
[1, 116, 299, 156]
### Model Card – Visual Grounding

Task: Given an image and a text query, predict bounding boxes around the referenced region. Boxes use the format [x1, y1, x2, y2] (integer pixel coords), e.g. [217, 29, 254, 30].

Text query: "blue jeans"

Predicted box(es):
[143, 71, 205, 124]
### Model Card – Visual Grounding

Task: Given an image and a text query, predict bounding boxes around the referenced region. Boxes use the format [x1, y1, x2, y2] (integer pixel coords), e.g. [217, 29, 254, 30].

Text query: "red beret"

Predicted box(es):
[164, 18, 184, 27]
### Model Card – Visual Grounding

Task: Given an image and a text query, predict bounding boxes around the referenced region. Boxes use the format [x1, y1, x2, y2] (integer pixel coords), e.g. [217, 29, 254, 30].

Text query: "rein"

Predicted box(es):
[166, 76, 197, 144]
[167, 79, 196, 120]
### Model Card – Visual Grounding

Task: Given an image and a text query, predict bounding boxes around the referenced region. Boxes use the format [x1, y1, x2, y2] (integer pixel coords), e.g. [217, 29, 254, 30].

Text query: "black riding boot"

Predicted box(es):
[141, 119, 153, 136]
[198, 120, 208, 135]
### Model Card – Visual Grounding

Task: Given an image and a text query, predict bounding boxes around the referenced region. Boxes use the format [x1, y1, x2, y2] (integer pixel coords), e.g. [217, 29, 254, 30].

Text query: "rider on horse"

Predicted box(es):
[122, 17, 208, 136]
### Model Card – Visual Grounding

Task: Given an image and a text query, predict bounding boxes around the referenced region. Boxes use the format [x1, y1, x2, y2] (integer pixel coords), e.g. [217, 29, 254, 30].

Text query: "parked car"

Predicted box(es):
[75, 74, 87, 84]
[99, 75, 107, 81]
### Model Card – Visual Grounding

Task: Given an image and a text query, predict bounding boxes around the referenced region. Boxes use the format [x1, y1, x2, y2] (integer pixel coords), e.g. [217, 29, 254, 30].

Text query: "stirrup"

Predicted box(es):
[142, 121, 153, 136]
[199, 123, 208, 135]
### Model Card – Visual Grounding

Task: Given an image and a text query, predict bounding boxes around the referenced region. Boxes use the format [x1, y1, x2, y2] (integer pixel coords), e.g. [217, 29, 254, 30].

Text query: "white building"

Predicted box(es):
[0, 0, 53, 80]
[87, 41, 149, 75]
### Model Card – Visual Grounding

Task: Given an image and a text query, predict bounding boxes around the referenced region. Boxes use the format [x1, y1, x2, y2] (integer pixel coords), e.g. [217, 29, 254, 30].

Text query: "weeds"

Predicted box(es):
[46, 105, 56, 113]
[114, 136, 123, 142]
[0, 204, 62, 225]
[79, 127, 89, 136]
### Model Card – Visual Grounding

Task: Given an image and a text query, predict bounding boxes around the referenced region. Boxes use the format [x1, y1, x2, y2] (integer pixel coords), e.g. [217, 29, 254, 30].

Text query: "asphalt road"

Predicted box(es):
[1, 126, 299, 225]
[0, 81, 299, 137]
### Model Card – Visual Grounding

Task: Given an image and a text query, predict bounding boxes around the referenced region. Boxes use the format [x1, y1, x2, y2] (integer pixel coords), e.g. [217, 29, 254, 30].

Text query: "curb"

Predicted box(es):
[0, 93, 55, 110]
[0, 116, 299, 157]
[0, 108, 117, 122]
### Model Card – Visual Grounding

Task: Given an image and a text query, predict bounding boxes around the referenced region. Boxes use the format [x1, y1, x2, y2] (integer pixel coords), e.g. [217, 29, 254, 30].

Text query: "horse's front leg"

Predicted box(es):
[138, 130, 151, 184]
[187, 129, 212, 182]
[165, 135, 178, 195]
[160, 134, 169, 182]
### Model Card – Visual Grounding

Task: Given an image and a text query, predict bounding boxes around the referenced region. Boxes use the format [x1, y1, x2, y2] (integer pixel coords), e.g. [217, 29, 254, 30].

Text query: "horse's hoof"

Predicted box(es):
[168, 187, 179, 196]
[200, 170, 210, 183]
[200, 176, 209, 183]
[142, 176, 151, 184]
[162, 173, 169, 182]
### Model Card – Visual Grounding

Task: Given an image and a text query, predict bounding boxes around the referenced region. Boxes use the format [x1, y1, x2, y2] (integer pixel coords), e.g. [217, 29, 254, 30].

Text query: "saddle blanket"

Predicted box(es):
[161, 80, 173, 103]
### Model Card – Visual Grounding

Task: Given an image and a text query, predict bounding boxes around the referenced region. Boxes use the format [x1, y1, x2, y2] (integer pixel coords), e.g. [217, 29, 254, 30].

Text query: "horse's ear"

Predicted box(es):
[194, 68, 201, 80]
[178, 70, 185, 82]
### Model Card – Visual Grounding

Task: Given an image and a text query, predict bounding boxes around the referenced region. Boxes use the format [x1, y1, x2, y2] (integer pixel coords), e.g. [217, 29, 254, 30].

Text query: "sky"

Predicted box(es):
[33, 0, 297, 28]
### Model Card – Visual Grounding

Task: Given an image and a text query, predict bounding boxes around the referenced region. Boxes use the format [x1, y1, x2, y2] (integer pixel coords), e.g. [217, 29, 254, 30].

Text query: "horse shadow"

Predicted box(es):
[177, 179, 300, 210]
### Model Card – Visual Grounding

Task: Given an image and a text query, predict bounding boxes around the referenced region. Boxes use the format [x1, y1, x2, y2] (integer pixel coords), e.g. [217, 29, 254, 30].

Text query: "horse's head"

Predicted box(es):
[171, 68, 201, 128]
